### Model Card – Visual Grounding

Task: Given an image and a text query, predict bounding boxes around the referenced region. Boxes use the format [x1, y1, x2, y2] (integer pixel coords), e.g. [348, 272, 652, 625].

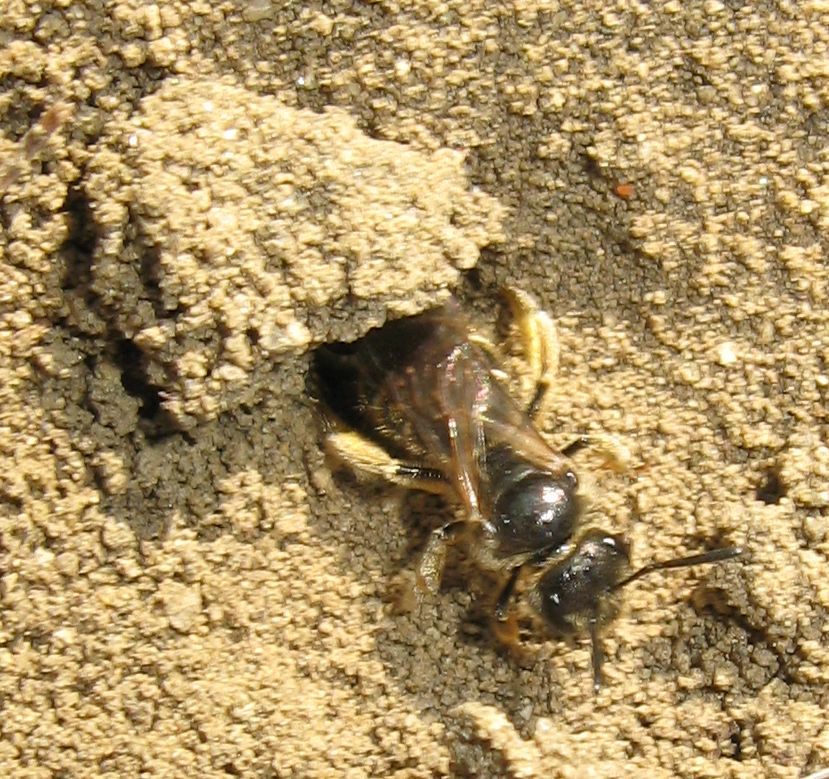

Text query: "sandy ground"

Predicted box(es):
[1, 1, 828, 777]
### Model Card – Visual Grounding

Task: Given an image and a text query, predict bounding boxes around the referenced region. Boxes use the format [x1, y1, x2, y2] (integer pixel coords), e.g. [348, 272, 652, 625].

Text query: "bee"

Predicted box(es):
[313, 290, 741, 689]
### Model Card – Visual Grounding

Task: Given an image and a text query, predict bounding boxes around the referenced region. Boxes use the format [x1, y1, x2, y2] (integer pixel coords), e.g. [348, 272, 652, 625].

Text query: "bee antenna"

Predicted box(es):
[588, 617, 604, 693]
[589, 546, 741, 693]
[614, 545, 743, 592]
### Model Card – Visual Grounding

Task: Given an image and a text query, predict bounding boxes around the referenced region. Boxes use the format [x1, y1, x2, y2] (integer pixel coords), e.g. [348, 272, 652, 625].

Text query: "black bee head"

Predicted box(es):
[534, 530, 630, 635]
[531, 532, 741, 690]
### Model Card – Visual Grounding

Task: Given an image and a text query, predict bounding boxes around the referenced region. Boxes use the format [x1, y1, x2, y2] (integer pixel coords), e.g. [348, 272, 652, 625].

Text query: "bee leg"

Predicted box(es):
[491, 609, 536, 668]
[494, 542, 561, 622]
[494, 565, 523, 621]
[561, 433, 631, 472]
[324, 429, 461, 595]
[500, 287, 559, 419]
[466, 333, 511, 383]
[589, 618, 605, 692]
[417, 519, 465, 594]
[324, 430, 448, 492]
[491, 608, 521, 649]
[561, 435, 590, 458]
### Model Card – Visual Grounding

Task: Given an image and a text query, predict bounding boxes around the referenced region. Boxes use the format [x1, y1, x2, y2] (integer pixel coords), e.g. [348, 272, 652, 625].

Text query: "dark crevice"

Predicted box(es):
[114, 338, 162, 420]
[756, 465, 787, 505]
[60, 185, 98, 296]
[113, 339, 191, 442]
[124, 204, 186, 324]
[729, 725, 743, 761]
[57, 188, 185, 440]
[130, 208, 170, 321]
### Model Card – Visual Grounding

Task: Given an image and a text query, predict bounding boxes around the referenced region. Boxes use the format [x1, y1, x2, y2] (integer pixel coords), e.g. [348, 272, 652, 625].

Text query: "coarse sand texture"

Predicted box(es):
[1, 2, 828, 777]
